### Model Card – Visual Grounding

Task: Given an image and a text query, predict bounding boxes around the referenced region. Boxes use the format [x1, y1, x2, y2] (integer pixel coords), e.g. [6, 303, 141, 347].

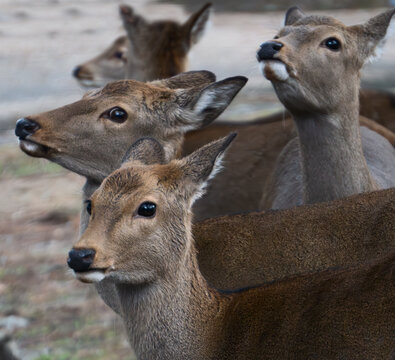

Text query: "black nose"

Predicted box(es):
[15, 118, 40, 139]
[257, 41, 284, 61]
[67, 248, 96, 272]
[72, 66, 82, 78]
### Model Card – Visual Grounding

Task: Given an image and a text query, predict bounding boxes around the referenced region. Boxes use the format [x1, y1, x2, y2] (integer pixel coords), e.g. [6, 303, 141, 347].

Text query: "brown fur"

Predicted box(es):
[70, 136, 394, 359]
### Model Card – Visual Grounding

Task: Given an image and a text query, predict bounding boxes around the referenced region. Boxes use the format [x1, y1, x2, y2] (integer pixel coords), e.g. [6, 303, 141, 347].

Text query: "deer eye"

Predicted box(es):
[85, 200, 92, 216]
[107, 107, 128, 123]
[273, 35, 279, 39]
[137, 202, 156, 218]
[113, 50, 125, 60]
[323, 37, 341, 51]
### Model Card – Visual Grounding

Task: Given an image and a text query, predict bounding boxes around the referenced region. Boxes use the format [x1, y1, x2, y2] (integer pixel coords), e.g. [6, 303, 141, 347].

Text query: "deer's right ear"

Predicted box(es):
[184, 3, 212, 46]
[120, 4, 146, 35]
[284, 6, 306, 26]
[175, 76, 248, 129]
[151, 70, 216, 89]
[121, 137, 166, 166]
[178, 133, 237, 204]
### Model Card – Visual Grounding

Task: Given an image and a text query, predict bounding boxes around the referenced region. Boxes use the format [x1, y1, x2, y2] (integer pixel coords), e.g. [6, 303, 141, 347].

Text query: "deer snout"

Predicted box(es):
[15, 118, 40, 139]
[257, 41, 284, 61]
[67, 248, 96, 272]
[72, 65, 82, 78]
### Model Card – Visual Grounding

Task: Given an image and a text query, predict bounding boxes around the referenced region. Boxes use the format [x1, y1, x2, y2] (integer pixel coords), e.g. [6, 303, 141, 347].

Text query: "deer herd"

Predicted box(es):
[14, 3, 395, 360]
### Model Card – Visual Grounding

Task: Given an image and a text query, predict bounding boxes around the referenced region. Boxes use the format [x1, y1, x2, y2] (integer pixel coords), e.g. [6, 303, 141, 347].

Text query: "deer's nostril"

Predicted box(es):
[67, 248, 96, 272]
[15, 118, 40, 139]
[272, 43, 283, 51]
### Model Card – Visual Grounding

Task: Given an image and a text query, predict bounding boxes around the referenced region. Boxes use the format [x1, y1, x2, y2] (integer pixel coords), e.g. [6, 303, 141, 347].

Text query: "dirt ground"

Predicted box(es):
[1, 1, 395, 359]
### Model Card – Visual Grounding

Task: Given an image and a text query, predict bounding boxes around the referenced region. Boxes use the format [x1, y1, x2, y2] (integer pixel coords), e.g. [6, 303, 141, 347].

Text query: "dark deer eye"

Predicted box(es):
[108, 107, 128, 123]
[137, 202, 156, 218]
[114, 50, 125, 60]
[324, 37, 341, 51]
[85, 200, 92, 216]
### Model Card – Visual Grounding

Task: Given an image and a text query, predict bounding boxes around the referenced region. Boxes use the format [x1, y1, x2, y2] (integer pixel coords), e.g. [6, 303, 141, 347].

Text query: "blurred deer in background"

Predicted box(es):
[73, 3, 211, 86]
[68, 135, 395, 360]
[258, 8, 395, 209]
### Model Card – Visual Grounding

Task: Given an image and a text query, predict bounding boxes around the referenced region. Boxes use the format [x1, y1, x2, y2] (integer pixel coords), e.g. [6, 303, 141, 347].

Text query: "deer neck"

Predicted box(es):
[293, 94, 377, 204]
[115, 242, 225, 360]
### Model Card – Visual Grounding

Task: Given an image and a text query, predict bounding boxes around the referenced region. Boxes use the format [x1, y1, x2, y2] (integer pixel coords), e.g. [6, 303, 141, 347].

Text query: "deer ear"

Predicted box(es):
[179, 133, 237, 204]
[151, 71, 216, 89]
[284, 6, 306, 26]
[120, 4, 146, 36]
[348, 9, 395, 64]
[175, 76, 248, 130]
[121, 137, 166, 166]
[184, 3, 212, 46]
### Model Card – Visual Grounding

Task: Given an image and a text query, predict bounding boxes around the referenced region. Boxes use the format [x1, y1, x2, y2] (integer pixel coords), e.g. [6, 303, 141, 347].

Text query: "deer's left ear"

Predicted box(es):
[178, 133, 236, 204]
[183, 3, 212, 46]
[121, 137, 166, 167]
[175, 76, 248, 130]
[284, 6, 306, 26]
[348, 9, 395, 63]
[151, 70, 216, 89]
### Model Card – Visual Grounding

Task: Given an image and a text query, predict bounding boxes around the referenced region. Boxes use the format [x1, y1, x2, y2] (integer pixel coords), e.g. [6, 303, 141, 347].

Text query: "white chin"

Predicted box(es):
[19, 139, 40, 153]
[78, 79, 107, 88]
[260, 61, 289, 81]
[75, 271, 106, 283]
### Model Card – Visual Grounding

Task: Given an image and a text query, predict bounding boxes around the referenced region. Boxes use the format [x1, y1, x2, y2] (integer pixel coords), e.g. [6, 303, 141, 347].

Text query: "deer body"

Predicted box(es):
[69, 136, 394, 359]
[258, 8, 395, 209]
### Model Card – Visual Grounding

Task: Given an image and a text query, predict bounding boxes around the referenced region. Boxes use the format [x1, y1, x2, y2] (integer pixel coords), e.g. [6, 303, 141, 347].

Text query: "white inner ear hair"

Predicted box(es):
[190, 152, 225, 206]
[366, 18, 395, 64]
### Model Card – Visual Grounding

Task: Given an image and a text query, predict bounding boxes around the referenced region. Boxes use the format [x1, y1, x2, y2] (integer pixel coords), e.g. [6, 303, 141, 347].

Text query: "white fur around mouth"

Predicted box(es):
[259, 61, 289, 81]
[75, 270, 106, 283]
[78, 78, 108, 88]
[19, 139, 41, 153]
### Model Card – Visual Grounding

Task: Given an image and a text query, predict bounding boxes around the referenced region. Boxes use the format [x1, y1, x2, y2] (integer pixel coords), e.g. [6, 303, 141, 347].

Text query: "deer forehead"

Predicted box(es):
[96, 164, 182, 206]
[280, 24, 348, 44]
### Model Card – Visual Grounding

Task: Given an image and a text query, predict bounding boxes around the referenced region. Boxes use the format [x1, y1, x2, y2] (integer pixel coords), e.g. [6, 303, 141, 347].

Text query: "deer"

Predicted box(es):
[257, 7, 395, 209]
[78, 137, 394, 316]
[15, 71, 249, 227]
[73, 3, 212, 87]
[15, 69, 395, 223]
[68, 134, 395, 360]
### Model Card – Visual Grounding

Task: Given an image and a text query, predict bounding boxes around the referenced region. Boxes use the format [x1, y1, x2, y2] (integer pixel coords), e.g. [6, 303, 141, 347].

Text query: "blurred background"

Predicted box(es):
[1, 0, 394, 359]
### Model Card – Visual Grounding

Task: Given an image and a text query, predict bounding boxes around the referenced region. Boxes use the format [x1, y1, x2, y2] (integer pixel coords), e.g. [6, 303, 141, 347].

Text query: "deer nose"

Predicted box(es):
[257, 41, 284, 61]
[67, 248, 96, 272]
[72, 66, 82, 78]
[15, 118, 40, 139]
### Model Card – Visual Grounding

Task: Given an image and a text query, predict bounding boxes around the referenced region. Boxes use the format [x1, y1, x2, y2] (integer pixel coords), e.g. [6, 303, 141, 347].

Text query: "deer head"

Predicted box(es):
[73, 3, 212, 87]
[256, 7, 395, 115]
[15, 71, 247, 182]
[120, 3, 212, 82]
[67, 134, 236, 284]
[73, 35, 128, 87]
